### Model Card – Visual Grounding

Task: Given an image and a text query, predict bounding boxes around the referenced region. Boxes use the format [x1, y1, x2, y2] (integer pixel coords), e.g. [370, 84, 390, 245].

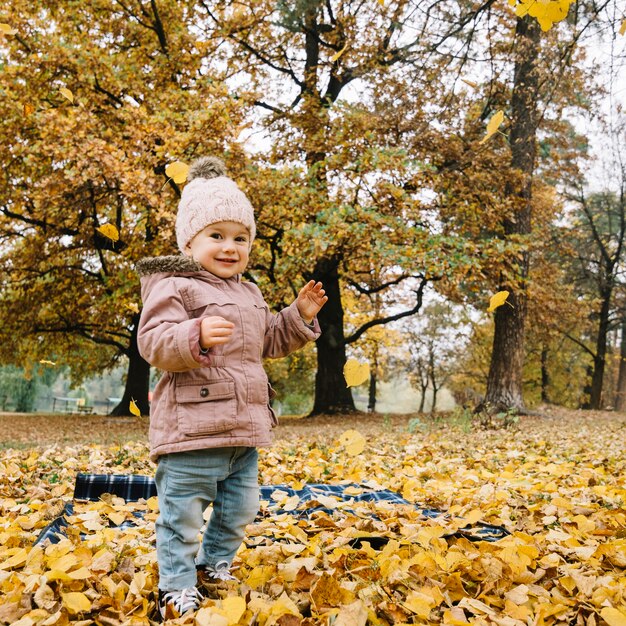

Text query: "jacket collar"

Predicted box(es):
[136, 255, 241, 283]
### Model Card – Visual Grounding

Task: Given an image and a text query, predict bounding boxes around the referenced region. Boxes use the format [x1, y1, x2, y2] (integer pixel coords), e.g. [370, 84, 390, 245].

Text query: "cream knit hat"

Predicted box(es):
[175, 156, 256, 252]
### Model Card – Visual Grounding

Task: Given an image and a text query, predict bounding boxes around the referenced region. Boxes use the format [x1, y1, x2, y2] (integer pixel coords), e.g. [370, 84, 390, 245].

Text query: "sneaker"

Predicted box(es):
[197, 560, 238, 598]
[157, 586, 204, 620]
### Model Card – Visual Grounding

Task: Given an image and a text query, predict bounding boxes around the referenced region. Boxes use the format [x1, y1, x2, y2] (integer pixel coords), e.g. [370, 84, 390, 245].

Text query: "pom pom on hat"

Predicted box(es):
[176, 156, 256, 252]
[187, 156, 227, 182]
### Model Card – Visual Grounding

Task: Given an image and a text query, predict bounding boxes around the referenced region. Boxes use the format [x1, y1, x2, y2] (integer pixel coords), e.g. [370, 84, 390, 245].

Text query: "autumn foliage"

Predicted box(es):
[1, 411, 626, 624]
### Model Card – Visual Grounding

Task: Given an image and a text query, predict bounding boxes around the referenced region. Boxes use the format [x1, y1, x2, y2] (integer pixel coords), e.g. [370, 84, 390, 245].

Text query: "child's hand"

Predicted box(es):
[296, 281, 328, 324]
[200, 316, 235, 350]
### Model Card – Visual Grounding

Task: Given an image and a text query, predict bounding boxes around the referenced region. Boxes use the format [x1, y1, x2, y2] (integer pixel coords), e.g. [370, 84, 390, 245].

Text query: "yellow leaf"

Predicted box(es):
[222, 596, 246, 625]
[146, 496, 159, 511]
[165, 160, 190, 185]
[283, 494, 301, 511]
[59, 87, 74, 103]
[129, 398, 141, 417]
[338, 429, 366, 456]
[0, 23, 17, 35]
[68, 566, 92, 579]
[487, 290, 510, 312]
[537, 16, 553, 31]
[330, 44, 348, 63]
[195, 607, 229, 626]
[601, 607, 626, 626]
[377, 0, 384, 6]
[24, 103, 35, 116]
[461, 78, 478, 89]
[620, 19, 626, 36]
[62, 592, 91, 614]
[343, 359, 370, 387]
[97, 223, 120, 242]
[404, 592, 434, 618]
[126, 302, 140, 314]
[107, 511, 126, 526]
[0, 548, 27, 570]
[480, 110, 505, 144]
[39, 359, 56, 366]
[461, 508, 483, 525]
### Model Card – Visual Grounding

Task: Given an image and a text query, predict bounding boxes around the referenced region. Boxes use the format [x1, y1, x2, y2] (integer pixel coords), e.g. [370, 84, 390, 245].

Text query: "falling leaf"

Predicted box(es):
[377, 0, 385, 6]
[338, 429, 366, 456]
[165, 160, 190, 185]
[330, 44, 348, 63]
[343, 359, 370, 387]
[39, 359, 56, 366]
[461, 78, 478, 89]
[59, 87, 74, 103]
[96, 223, 120, 242]
[0, 23, 17, 35]
[487, 290, 510, 312]
[126, 302, 140, 314]
[620, 19, 626, 36]
[601, 608, 626, 626]
[129, 398, 141, 417]
[480, 109, 505, 144]
[62, 591, 91, 614]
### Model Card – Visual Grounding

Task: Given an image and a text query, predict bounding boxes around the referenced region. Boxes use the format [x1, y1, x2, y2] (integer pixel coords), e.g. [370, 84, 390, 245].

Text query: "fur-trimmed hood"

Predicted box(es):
[136, 255, 204, 277]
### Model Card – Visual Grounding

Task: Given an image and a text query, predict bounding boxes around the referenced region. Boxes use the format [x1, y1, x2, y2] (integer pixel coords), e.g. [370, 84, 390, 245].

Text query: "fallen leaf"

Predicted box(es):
[222, 596, 246, 624]
[601, 607, 626, 626]
[62, 592, 91, 614]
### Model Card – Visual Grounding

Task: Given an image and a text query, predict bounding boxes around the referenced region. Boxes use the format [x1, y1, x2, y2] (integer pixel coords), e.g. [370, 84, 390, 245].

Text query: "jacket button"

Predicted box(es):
[200, 387, 209, 397]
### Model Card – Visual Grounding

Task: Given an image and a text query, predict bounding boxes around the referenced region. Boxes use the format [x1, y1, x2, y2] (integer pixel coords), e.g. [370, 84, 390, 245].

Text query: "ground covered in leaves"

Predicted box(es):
[0, 407, 625, 626]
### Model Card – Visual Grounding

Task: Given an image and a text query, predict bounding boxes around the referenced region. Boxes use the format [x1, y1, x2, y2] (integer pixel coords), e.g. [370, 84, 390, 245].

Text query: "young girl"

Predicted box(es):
[136, 156, 327, 620]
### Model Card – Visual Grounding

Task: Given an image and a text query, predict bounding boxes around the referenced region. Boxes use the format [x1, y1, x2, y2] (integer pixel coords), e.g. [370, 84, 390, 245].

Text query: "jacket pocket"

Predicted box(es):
[175, 380, 237, 437]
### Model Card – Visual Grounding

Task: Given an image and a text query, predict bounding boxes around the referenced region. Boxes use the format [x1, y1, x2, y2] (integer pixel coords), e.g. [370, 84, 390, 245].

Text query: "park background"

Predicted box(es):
[0, 0, 625, 421]
[1, 2, 626, 626]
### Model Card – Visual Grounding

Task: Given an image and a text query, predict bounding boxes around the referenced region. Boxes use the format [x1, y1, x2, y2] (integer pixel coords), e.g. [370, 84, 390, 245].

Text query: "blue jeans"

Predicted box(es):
[154, 447, 259, 591]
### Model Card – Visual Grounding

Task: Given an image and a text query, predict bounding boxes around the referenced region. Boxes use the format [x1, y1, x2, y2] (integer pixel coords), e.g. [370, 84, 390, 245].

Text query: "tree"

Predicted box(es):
[197, 0, 527, 414]
[0, 0, 246, 414]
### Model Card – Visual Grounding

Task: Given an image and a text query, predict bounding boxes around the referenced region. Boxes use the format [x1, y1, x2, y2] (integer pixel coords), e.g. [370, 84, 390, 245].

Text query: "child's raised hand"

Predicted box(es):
[200, 316, 235, 350]
[296, 281, 328, 324]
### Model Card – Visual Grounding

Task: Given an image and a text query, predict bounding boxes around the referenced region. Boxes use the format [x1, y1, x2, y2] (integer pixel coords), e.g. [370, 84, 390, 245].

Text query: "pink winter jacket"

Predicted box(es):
[136, 256, 321, 462]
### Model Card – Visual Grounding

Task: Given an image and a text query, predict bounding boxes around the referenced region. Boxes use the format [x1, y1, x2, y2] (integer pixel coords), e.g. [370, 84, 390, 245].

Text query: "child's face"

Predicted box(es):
[185, 221, 250, 278]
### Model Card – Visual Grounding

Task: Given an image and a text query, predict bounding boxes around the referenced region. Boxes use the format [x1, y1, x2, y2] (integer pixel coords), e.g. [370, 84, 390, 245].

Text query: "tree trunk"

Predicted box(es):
[367, 371, 377, 413]
[428, 343, 437, 413]
[482, 16, 540, 414]
[615, 319, 626, 412]
[540, 345, 550, 404]
[367, 339, 379, 412]
[111, 319, 151, 416]
[310, 256, 356, 414]
[589, 288, 612, 409]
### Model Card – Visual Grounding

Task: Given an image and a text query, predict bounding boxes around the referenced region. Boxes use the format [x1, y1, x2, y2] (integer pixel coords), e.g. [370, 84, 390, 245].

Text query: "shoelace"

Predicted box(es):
[209, 560, 238, 581]
[161, 586, 203, 615]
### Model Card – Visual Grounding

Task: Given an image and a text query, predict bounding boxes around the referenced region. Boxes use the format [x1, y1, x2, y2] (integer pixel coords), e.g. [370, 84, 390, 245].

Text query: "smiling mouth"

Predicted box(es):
[216, 258, 237, 264]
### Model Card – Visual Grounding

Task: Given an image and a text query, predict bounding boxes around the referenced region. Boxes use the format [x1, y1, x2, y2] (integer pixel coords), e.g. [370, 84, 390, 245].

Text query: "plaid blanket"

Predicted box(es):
[35, 473, 509, 545]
